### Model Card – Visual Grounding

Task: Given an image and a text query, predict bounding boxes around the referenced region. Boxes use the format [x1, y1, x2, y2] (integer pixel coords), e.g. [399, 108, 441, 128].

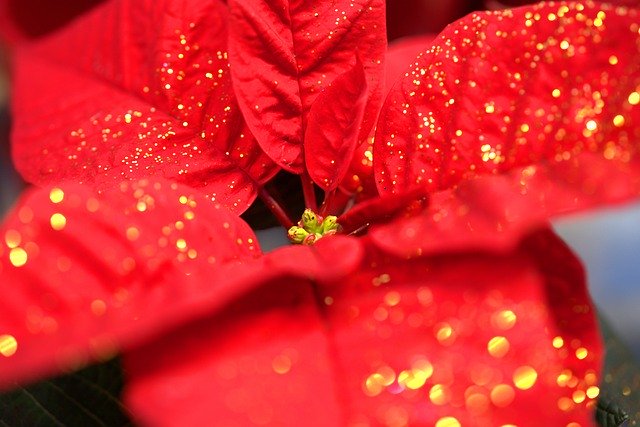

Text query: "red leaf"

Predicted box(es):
[375, 3, 640, 216]
[227, 0, 386, 173]
[371, 155, 640, 258]
[123, 228, 601, 426]
[336, 36, 437, 200]
[305, 58, 368, 190]
[0, 179, 263, 389]
[11, 0, 278, 213]
[338, 185, 428, 234]
[385, 35, 436, 97]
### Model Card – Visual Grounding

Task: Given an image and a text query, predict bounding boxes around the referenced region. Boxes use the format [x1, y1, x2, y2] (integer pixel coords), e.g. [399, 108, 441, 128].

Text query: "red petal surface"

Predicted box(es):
[384, 35, 436, 97]
[305, 59, 369, 190]
[337, 35, 436, 201]
[227, 0, 386, 172]
[124, 228, 601, 426]
[375, 3, 640, 213]
[0, 179, 263, 389]
[371, 154, 640, 257]
[11, 0, 278, 213]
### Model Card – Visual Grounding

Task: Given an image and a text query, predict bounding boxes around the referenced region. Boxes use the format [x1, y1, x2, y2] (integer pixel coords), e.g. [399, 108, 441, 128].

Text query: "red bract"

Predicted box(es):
[124, 229, 601, 426]
[0, 178, 262, 388]
[1, 0, 640, 425]
[0, 180, 602, 425]
[304, 58, 369, 191]
[375, 2, 640, 253]
[11, 0, 278, 213]
[227, 0, 387, 173]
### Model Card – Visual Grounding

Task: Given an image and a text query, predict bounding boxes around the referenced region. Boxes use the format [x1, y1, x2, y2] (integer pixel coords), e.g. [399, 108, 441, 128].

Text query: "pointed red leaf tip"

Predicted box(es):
[227, 0, 386, 173]
[375, 3, 640, 210]
[304, 58, 368, 191]
[0, 178, 262, 390]
[11, 0, 278, 214]
[123, 228, 601, 426]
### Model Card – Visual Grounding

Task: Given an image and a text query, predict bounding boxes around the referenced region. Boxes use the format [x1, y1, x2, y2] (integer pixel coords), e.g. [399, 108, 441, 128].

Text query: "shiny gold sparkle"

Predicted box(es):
[435, 416, 460, 427]
[4, 230, 21, 248]
[491, 310, 517, 330]
[50, 213, 67, 231]
[0, 335, 17, 357]
[49, 188, 65, 204]
[613, 114, 625, 127]
[513, 365, 538, 390]
[552, 336, 564, 348]
[9, 248, 28, 267]
[429, 384, 450, 405]
[487, 336, 510, 358]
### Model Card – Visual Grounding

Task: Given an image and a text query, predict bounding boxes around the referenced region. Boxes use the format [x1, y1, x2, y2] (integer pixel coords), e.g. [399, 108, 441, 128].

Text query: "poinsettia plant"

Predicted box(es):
[0, 0, 639, 425]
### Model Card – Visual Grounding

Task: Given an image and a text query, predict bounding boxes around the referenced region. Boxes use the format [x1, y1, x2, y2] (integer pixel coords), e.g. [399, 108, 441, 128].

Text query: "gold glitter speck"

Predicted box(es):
[126, 227, 140, 241]
[49, 188, 64, 204]
[491, 309, 516, 330]
[363, 372, 386, 397]
[9, 248, 28, 267]
[435, 416, 460, 427]
[487, 336, 510, 358]
[429, 384, 450, 405]
[0, 335, 17, 357]
[575, 347, 588, 360]
[4, 230, 21, 248]
[513, 365, 537, 390]
[586, 385, 600, 399]
[50, 213, 67, 231]
[629, 91, 640, 105]
[552, 336, 564, 348]
[490, 383, 515, 407]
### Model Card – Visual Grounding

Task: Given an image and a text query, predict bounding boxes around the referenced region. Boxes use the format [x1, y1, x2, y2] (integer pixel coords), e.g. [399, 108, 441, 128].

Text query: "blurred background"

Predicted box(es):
[0, 0, 638, 362]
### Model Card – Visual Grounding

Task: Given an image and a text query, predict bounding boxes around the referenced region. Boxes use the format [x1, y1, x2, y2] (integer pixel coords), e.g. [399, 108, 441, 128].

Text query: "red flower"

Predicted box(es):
[1, 0, 639, 425]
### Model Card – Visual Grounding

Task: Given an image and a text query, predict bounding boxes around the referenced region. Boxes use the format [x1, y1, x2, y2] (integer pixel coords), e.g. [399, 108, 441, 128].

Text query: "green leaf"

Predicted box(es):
[597, 315, 640, 427]
[0, 358, 132, 426]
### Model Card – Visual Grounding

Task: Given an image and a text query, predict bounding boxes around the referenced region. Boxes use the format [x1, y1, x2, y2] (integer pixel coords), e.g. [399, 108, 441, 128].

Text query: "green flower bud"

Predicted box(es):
[321, 215, 339, 234]
[301, 208, 322, 233]
[289, 210, 342, 245]
[287, 225, 309, 244]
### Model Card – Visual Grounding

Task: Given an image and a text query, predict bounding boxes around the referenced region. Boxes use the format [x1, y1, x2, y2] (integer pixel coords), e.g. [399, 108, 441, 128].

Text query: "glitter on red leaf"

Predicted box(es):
[227, 0, 387, 173]
[123, 228, 602, 426]
[305, 57, 369, 191]
[376, 3, 640, 199]
[0, 178, 262, 388]
[10, 0, 278, 213]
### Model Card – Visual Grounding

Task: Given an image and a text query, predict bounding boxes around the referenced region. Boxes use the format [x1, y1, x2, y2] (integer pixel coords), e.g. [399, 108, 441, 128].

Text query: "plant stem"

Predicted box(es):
[258, 186, 294, 229]
[320, 188, 352, 217]
[301, 172, 318, 212]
